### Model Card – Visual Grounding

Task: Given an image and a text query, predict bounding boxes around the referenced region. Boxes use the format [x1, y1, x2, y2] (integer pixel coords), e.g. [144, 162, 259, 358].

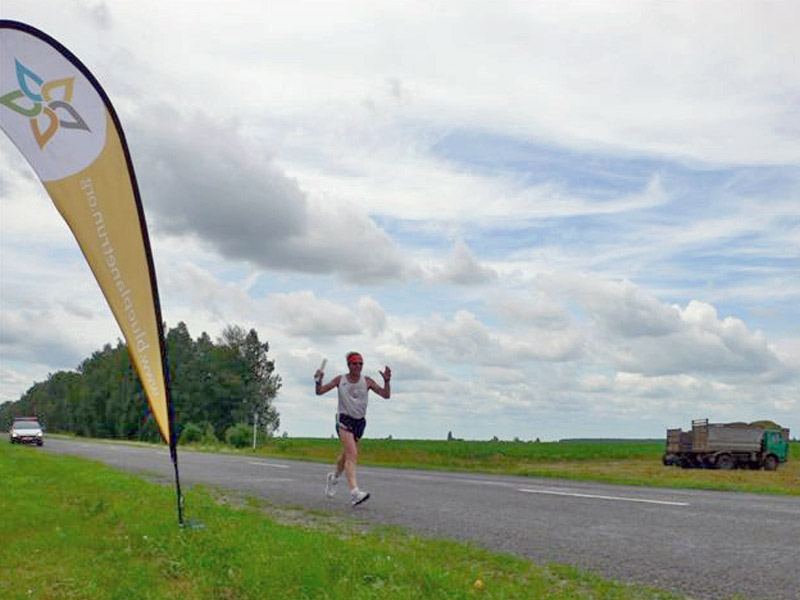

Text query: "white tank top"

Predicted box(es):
[337, 374, 368, 419]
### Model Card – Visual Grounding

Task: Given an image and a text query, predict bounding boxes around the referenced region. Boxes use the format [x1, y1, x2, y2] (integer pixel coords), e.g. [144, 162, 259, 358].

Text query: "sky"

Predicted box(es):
[1, 1, 798, 441]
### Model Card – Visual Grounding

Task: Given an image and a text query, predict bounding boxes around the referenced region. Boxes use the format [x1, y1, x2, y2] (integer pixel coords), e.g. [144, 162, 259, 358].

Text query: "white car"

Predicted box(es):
[9, 417, 44, 446]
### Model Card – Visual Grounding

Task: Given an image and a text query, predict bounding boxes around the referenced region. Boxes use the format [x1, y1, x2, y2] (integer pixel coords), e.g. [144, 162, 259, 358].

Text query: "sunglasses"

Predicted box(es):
[349, 362, 363, 366]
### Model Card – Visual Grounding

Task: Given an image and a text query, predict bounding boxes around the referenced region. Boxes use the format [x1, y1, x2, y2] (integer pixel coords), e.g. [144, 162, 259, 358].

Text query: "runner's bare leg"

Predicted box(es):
[338, 427, 359, 490]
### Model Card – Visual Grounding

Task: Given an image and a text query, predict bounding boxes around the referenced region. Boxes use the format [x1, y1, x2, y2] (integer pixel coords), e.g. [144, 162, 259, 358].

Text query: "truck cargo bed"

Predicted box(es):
[691, 419, 763, 453]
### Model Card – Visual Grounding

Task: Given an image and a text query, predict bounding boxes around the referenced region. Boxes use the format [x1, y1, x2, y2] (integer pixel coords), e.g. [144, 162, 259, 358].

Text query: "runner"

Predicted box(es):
[314, 352, 391, 506]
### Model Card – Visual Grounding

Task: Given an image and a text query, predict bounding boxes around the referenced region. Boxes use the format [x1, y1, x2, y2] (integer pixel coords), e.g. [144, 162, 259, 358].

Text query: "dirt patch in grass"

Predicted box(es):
[207, 487, 373, 536]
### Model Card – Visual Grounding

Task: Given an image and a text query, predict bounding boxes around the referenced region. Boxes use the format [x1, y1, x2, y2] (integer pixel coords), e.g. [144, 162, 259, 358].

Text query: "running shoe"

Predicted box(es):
[325, 472, 338, 498]
[350, 489, 370, 506]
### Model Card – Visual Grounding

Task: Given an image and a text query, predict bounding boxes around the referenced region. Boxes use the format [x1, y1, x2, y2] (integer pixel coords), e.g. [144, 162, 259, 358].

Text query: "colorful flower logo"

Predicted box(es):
[0, 58, 91, 149]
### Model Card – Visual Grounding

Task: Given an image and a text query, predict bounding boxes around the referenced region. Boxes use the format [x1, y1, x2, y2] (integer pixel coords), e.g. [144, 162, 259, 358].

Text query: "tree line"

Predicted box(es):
[0, 322, 281, 444]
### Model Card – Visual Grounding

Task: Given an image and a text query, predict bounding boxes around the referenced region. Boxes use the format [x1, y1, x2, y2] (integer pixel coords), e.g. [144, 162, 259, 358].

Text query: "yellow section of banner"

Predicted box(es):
[44, 113, 170, 443]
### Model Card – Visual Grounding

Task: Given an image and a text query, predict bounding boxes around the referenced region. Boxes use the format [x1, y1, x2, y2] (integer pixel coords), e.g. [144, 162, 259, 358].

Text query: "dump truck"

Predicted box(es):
[663, 419, 790, 470]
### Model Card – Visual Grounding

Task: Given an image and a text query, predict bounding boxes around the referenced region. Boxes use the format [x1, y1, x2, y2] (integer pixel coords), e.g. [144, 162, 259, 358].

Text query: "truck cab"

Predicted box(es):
[762, 429, 789, 465]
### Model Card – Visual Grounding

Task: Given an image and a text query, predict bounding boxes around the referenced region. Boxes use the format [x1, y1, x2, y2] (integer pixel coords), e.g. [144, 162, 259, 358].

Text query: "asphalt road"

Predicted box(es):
[41, 438, 800, 600]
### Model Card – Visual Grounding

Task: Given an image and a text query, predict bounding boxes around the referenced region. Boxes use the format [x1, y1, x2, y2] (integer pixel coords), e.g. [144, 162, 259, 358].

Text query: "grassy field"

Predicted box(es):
[1, 442, 693, 600]
[245, 438, 800, 496]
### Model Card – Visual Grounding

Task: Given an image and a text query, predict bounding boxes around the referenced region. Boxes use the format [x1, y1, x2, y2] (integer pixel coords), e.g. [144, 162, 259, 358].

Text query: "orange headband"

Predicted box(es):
[347, 352, 363, 364]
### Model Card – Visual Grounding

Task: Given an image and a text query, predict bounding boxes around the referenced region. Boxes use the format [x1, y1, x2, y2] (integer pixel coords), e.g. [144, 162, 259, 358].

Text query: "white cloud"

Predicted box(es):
[373, 342, 446, 383]
[129, 106, 410, 284]
[487, 292, 572, 331]
[409, 308, 585, 367]
[533, 273, 792, 380]
[163, 262, 258, 322]
[427, 240, 498, 285]
[357, 296, 387, 337]
[409, 311, 493, 364]
[0, 309, 85, 369]
[1, 1, 797, 440]
[271, 291, 356, 338]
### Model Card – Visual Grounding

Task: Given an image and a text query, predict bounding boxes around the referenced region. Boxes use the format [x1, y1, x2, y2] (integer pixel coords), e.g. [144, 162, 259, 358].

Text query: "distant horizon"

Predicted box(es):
[20, 428, 797, 445]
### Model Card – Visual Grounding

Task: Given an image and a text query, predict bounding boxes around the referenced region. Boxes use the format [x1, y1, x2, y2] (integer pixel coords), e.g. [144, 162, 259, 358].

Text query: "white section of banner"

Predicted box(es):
[0, 27, 106, 181]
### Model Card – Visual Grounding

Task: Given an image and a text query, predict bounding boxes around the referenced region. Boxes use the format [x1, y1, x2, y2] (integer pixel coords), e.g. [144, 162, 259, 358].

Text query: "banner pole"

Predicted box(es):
[170, 441, 184, 525]
[161, 325, 183, 526]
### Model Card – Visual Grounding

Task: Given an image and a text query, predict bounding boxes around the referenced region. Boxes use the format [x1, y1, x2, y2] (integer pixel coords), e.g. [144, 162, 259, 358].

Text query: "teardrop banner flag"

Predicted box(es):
[1, 20, 183, 523]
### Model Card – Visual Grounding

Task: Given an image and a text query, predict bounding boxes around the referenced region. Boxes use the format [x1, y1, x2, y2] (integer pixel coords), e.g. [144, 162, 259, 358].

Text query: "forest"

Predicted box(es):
[0, 322, 281, 444]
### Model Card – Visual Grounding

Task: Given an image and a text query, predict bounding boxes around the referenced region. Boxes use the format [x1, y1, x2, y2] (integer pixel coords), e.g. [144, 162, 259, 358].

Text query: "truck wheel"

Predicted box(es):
[763, 455, 779, 471]
[716, 454, 735, 470]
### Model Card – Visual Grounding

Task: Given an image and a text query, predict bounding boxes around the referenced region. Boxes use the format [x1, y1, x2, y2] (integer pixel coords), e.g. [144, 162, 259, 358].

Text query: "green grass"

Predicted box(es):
[0, 441, 693, 600]
[266, 437, 666, 463]
[249, 438, 800, 496]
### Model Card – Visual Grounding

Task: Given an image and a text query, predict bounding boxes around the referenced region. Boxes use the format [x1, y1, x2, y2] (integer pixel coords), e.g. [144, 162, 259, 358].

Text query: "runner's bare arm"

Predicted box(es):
[367, 366, 391, 399]
[316, 374, 341, 395]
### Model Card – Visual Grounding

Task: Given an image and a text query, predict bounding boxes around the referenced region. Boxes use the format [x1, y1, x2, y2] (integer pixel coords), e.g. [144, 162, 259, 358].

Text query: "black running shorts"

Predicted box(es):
[336, 413, 366, 441]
